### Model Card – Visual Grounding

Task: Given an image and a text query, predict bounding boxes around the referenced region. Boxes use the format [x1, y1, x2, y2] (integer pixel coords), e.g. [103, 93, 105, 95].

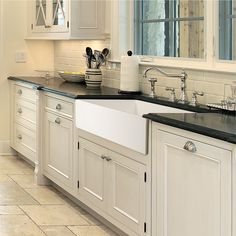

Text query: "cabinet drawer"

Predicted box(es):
[15, 100, 36, 130]
[45, 96, 73, 118]
[15, 84, 36, 103]
[14, 123, 36, 163]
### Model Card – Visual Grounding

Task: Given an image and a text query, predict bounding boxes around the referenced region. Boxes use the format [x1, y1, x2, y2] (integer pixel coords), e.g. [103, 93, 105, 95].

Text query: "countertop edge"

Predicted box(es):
[8, 76, 211, 112]
[144, 113, 236, 144]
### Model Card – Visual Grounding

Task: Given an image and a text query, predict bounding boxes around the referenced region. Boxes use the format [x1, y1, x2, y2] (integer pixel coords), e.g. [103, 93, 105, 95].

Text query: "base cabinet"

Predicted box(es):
[10, 82, 37, 163]
[78, 138, 147, 236]
[152, 125, 232, 236]
[42, 94, 75, 192]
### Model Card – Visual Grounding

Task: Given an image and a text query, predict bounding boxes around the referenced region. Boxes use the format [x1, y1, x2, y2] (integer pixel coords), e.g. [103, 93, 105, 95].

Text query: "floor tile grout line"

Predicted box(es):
[15, 207, 47, 236]
[6, 174, 42, 205]
[0, 155, 118, 235]
[65, 226, 78, 236]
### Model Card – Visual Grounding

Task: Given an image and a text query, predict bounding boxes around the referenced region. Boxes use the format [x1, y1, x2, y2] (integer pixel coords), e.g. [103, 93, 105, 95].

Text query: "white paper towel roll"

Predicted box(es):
[120, 55, 140, 92]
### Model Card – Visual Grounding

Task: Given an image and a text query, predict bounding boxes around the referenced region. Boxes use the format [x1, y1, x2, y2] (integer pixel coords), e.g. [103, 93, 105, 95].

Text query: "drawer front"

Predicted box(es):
[15, 100, 36, 130]
[14, 123, 36, 163]
[45, 96, 73, 118]
[15, 84, 36, 103]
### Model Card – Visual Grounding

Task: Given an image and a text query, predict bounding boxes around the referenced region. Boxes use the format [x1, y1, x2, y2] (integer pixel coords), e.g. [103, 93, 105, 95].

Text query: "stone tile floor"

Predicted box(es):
[0, 155, 118, 236]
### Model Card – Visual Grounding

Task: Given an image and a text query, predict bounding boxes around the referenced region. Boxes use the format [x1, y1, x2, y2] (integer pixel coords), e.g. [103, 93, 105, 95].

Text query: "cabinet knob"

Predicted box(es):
[55, 117, 61, 124]
[105, 156, 112, 162]
[17, 134, 22, 140]
[17, 108, 22, 114]
[183, 141, 197, 153]
[17, 89, 22, 95]
[101, 155, 106, 160]
[56, 104, 62, 110]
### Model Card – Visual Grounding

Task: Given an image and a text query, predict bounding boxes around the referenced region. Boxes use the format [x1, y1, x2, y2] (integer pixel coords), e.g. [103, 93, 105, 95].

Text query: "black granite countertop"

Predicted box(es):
[8, 76, 127, 99]
[143, 113, 236, 144]
[8, 76, 210, 113]
[10, 75, 236, 144]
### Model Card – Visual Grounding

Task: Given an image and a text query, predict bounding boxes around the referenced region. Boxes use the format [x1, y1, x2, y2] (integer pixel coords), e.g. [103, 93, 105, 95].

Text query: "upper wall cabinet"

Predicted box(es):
[27, 0, 107, 40]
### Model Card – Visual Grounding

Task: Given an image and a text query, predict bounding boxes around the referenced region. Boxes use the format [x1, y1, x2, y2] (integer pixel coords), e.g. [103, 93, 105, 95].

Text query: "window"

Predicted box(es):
[219, 0, 236, 60]
[134, 0, 205, 59]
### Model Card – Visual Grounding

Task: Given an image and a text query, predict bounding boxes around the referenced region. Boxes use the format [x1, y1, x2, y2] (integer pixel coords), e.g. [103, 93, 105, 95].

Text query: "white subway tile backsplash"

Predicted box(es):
[54, 40, 236, 105]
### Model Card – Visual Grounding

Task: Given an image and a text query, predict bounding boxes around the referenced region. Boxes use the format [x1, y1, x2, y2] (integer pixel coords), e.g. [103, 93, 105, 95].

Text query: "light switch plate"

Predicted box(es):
[15, 51, 27, 63]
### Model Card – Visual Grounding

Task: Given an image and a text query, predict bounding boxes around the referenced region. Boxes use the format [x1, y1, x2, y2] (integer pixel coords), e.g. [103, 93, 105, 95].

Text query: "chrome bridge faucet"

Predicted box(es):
[143, 67, 188, 104]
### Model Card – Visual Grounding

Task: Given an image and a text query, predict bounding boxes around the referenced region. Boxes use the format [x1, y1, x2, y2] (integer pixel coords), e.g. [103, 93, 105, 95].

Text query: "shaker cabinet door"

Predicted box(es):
[153, 129, 232, 236]
[43, 112, 73, 188]
[78, 138, 107, 210]
[107, 150, 146, 235]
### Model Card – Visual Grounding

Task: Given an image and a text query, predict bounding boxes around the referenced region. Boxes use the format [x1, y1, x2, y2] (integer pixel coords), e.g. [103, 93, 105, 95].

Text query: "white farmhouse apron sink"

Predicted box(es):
[75, 99, 191, 154]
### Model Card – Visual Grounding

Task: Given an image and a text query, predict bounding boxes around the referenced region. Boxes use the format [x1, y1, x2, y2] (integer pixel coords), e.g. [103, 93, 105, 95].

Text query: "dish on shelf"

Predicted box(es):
[58, 71, 85, 83]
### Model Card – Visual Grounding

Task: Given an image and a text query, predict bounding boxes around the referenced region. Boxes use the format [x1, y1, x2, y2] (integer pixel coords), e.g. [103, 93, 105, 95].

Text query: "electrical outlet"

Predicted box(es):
[15, 51, 27, 63]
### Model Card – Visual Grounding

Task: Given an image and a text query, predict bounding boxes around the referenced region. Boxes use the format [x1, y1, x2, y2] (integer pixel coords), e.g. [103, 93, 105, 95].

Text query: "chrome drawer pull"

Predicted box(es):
[183, 141, 197, 153]
[55, 117, 61, 124]
[56, 104, 62, 110]
[17, 108, 22, 114]
[105, 156, 112, 162]
[17, 89, 22, 95]
[17, 134, 22, 140]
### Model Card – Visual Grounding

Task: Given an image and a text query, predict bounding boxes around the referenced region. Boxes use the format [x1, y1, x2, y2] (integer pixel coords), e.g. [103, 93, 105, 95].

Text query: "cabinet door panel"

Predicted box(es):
[44, 112, 73, 187]
[50, 0, 69, 32]
[107, 151, 146, 235]
[154, 130, 232, 236]
[78, 138, 107, 209]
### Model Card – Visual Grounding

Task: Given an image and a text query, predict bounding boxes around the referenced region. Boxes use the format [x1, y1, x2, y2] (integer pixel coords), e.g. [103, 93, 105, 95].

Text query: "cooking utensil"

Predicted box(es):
[94, 50, 101, 69]
[102, 48, 109, 58]
[86, 47, 93, 68]
[97, 53, 105, 69]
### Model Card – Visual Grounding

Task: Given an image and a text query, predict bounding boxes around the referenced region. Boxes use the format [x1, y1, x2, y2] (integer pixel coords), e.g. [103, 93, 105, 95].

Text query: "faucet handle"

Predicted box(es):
[190, 91, 204, 106]
[148, 78, 157, 98]
[148, 78, 157, 83]
[166, 87, 176, 102]
[166, 87, 175, 92]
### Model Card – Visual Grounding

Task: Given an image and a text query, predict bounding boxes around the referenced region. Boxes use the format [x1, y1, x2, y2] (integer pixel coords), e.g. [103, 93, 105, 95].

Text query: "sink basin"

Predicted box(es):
[75, 99, 192, 154]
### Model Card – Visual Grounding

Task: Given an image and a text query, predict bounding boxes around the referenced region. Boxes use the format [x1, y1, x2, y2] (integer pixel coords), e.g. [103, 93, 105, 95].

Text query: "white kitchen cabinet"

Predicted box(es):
[78, 137, 147, 236]
[152, 124, 232, 236]
[107, 150, 146, 235]
[27, 0, 106, 40]
[42, 94, 74, 191]
[78, 138, 107, 210]
[10, 82, 37, 163]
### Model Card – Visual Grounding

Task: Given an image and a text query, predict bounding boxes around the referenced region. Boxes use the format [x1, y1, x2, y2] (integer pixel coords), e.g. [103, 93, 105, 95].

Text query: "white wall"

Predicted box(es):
[0, 0, 54, 154]
[54, 40, 109, 73]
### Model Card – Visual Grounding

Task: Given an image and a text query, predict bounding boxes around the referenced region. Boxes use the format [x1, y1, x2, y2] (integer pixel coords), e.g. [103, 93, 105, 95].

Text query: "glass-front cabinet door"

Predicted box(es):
[35, 0, 47, 27]
[50, 0, 68, 32]
[32, 0, 68, 33]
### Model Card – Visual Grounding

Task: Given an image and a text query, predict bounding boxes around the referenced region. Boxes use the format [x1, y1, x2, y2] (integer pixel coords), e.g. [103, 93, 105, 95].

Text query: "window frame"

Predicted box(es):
[134, 0, 205, 58]
[109, 0, 236, 74]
